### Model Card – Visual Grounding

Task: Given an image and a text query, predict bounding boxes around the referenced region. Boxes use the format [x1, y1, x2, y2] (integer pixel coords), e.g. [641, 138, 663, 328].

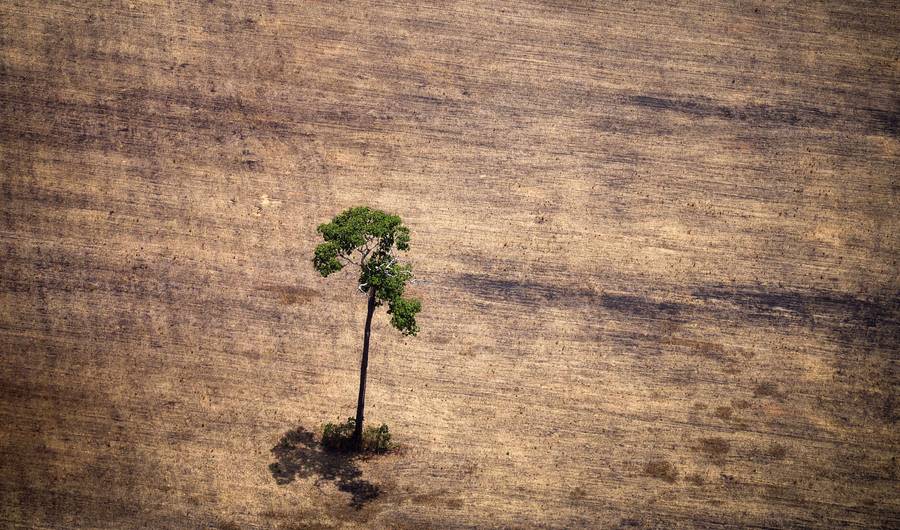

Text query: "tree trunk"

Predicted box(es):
[352, 285, 377, 450]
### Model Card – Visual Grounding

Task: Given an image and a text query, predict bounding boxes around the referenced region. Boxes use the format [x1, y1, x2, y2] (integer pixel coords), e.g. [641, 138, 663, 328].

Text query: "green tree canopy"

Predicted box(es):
[313, 206, 421, 336]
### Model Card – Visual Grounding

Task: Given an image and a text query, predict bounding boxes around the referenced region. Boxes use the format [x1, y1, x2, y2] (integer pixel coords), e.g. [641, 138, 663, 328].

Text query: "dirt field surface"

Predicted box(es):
[1, 1, 898, 528]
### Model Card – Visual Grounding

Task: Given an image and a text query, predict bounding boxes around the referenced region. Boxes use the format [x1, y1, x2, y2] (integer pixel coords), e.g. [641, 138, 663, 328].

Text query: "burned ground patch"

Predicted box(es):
[692, 285, 899, 331]
[629, 94, 899, 138]
[628, 95, 814, 127]
[454, 273, 597, 308]
[599, 293, 688, 321]
[692, 285, 900, 364]
[865, 107, 899, 138]
[455, 273, 692, 321]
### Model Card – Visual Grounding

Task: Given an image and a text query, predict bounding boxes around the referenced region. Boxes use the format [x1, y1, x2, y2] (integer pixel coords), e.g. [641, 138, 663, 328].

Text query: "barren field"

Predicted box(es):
[1, 1, 898, 528]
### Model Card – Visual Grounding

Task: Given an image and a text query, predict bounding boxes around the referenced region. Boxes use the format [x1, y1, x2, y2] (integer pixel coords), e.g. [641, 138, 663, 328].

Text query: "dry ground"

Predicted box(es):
[1, 1, 898, 528]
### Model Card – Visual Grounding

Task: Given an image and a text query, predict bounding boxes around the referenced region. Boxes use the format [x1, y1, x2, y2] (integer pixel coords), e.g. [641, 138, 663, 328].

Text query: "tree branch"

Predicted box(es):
[338, 254, 359, 267]
[357, 237, 379, 266]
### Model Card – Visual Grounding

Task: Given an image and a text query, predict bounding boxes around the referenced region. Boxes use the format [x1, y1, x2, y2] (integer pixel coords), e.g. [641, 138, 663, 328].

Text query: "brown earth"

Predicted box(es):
[1, 1, 898, 528]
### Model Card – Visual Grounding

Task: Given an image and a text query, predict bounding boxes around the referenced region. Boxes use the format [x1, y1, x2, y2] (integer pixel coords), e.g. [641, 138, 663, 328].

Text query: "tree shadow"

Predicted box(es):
[268, 427, 380, 509]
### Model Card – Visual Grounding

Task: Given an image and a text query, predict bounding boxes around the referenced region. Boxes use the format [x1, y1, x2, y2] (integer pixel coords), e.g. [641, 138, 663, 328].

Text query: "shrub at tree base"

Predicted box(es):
[321, 418, 393, 454]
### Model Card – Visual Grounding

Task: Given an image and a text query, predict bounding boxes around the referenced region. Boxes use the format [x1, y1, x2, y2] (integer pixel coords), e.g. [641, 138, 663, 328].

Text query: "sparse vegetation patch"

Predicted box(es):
[686, 472, 705, 486]
[698, 437, 731, 462]
[767, 443, 787, 460]
[322, 418, 394, 454]
[731, 399, 751, 409]
[713, 406, 733, 420]
[644, 460, 678, 483]
[754, 382, 784, 399]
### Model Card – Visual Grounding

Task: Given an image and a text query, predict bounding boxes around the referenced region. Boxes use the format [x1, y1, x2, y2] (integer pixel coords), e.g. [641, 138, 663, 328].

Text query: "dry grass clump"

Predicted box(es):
[713, 406, 733, 420]
[686, 472, 705, 486]
[731, 399, 751, 409]
[644, 460, 678, 483]
[754, 382, 784, 398]
[697, 437, 731, 463]
[767, 442, 787, 460]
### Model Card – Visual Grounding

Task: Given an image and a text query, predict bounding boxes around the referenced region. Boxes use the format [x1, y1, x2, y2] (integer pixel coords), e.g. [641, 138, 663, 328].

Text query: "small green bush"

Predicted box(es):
[321, 417, 358, 452]
[320, 417, 393, 454]
[363, 423, 392, 453]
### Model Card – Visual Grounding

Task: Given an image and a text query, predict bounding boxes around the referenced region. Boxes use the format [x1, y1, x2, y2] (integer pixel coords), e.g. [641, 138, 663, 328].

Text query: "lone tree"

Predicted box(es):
[312, 206, 422, 450]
